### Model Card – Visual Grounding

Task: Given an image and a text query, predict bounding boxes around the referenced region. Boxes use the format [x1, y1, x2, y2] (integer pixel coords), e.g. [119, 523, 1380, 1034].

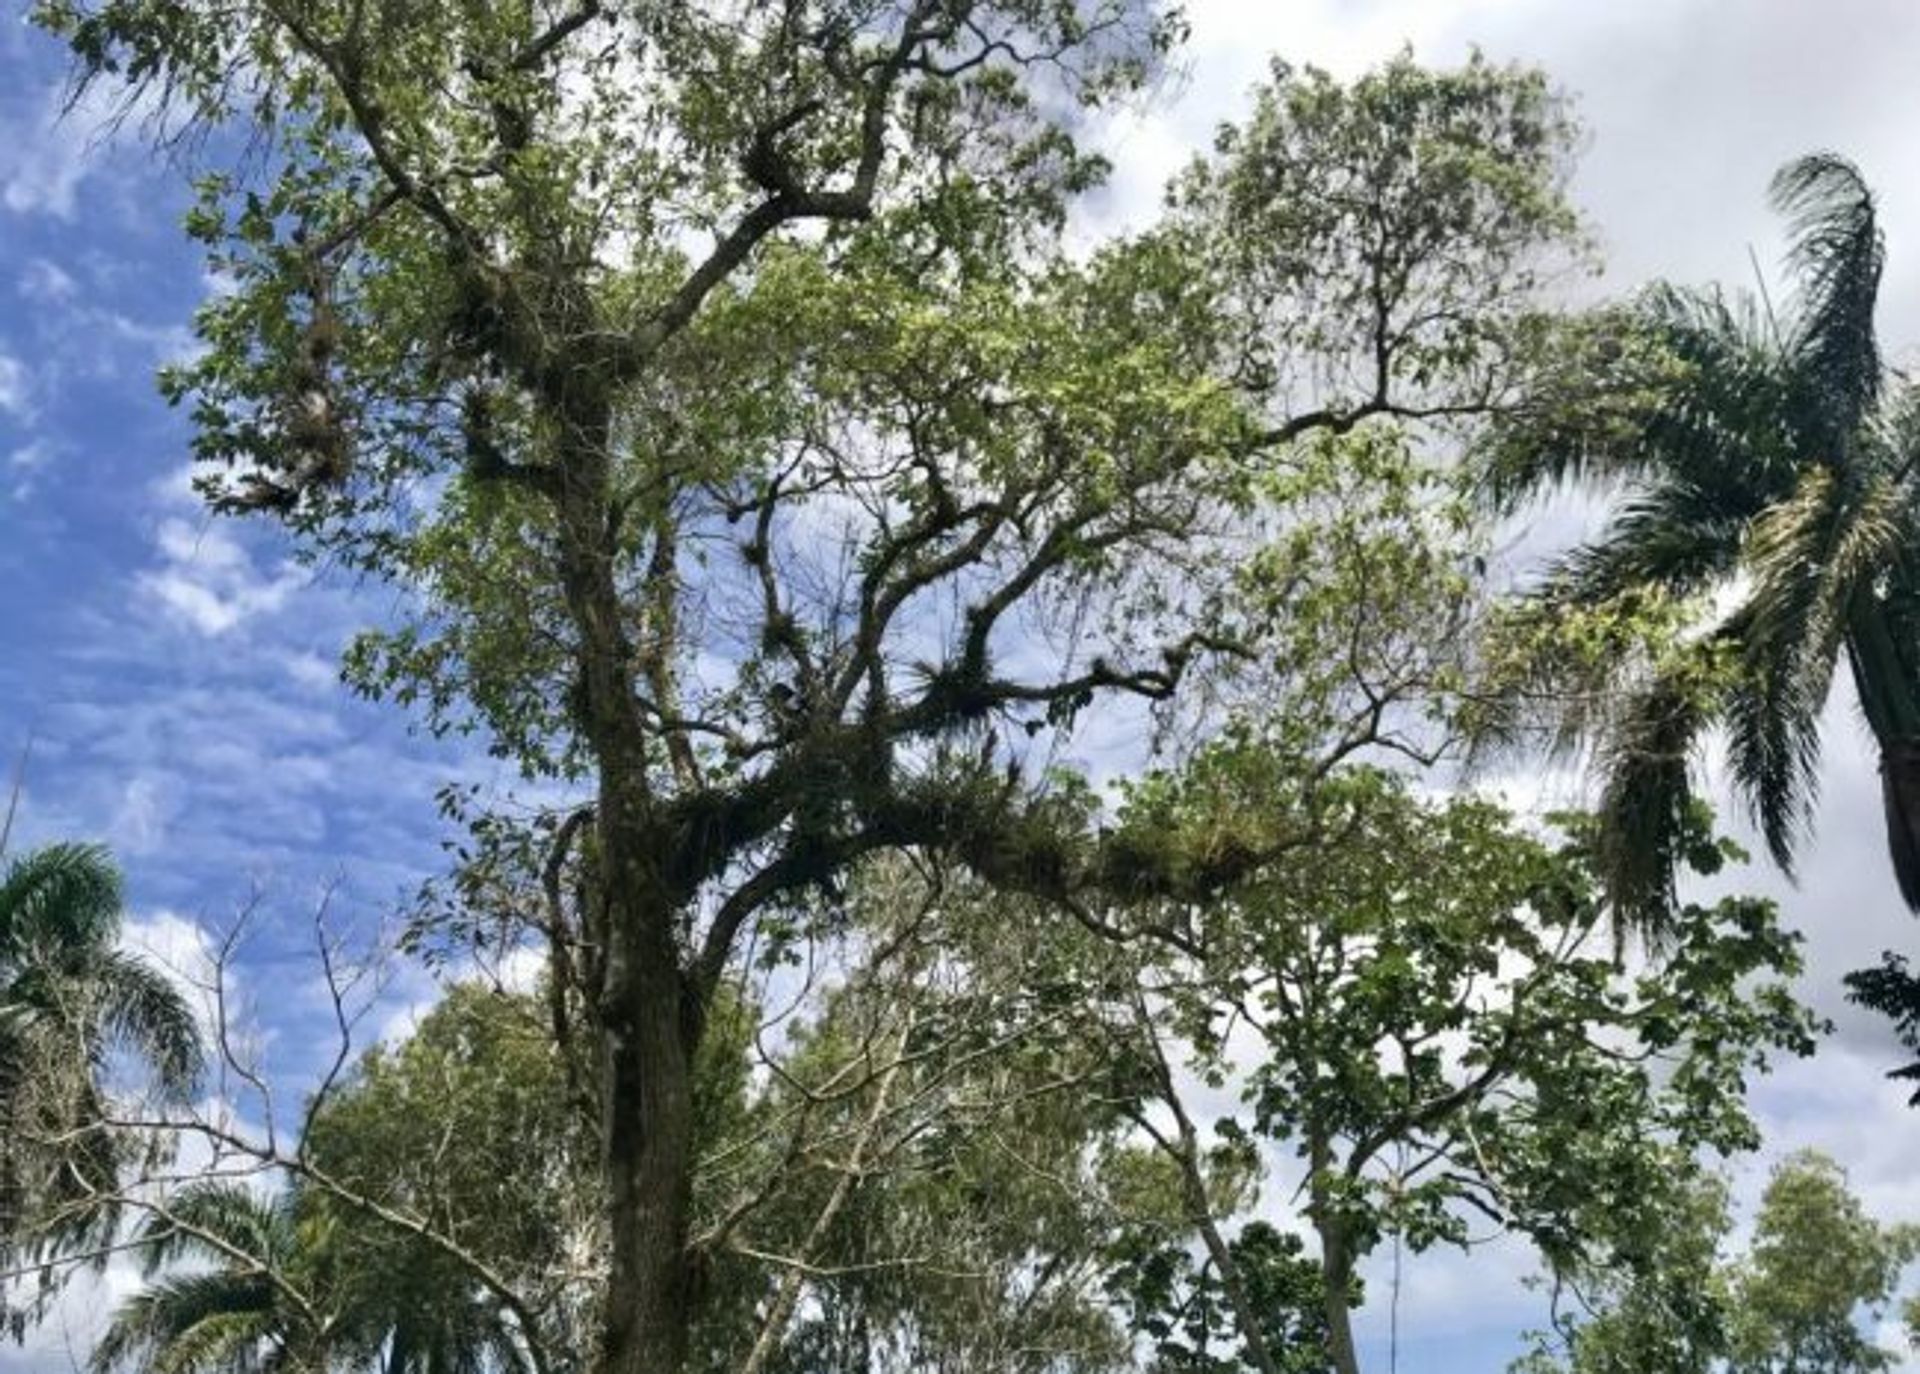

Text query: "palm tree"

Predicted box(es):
[91, 1182, 323, 1374]
[95, 1178, 536, 1374]
[1, 842, 204, 1273]
[1487, 152, 1920, 920]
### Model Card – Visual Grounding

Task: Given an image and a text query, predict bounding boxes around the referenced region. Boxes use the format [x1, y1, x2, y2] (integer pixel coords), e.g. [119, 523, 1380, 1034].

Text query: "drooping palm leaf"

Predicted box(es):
[1535, 476, 1750, 609]
[1483, 285, 1803, 510]
[1481, 152, 1920, 917]
[135, 1181, 299, 1276]
[90, 1270, 282, 1374]
[1590, 642, 1726, 935]
[1771, 153, 1884, 443]
[1729, 467, 1876, 866]
[91, 949, 205, 1102]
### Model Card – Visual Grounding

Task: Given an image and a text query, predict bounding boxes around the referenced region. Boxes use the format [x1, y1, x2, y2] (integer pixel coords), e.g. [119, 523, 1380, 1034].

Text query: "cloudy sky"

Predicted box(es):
[7, 1, 1920, 1370]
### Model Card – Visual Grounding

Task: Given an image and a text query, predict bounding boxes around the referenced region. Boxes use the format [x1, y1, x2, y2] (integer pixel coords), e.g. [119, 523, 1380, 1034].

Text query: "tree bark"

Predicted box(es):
[1317, 1218, 1362, 1374]
[551, 415, 701, 1374]
[1188, 1183, 1284, 1374]
[1879, 737, 1920, 912]
[595, 891, 695, 1374]
[1308, 1137, 1362, 1374]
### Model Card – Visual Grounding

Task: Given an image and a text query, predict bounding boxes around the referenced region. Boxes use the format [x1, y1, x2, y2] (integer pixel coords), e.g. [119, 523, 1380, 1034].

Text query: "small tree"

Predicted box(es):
[1727, 1151, 1920, 1374]
[1122, 763, 1818, 1374]
[1512, 1164, 1733, 1374]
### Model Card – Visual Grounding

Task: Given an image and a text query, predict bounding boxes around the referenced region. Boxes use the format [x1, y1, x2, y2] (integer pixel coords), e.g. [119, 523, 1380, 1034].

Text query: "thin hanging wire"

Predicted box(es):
[1389, 1145, 1407, 1374]
[0, 722, 35, 859]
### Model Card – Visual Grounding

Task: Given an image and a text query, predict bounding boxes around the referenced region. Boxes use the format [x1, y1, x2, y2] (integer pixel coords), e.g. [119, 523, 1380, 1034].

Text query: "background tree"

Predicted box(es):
[1103, 1211, 1336, 1374]
[300, 982, 602, 1371]
[29, 2, 1592, 1363]
[1511, 1164, 1734, 1374]
[1727, 1151, 1920, 1374]
[90, 979, 589, 1374]
[710, 859, 1154, 1374]
[1519, 1151, 1920, 1374]
[1120, 762, 1817, 1374]
[0, 842, 203, 1339]
[1483, 152, 1920, 921]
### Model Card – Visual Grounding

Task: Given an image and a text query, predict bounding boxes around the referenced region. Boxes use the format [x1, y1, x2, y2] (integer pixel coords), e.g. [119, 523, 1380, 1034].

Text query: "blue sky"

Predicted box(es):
[7, 1, 1920, 1370]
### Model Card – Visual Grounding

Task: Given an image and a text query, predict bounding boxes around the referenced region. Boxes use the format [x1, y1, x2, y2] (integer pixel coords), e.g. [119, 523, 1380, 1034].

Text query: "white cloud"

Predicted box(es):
[281, 649, 341, 693]
[489, 943, 547, 995]
[102, 311, 200, 367]
[121, 908, 221, 1004]
[109, 774, 170, 854]
[137, 516, 306, 637]
[17, 257, 78, 303]
[7, 439, 52, 501]
[9, 440, 51, 472]
[0, 82, 152, 221]
[0, 352, 31, 419]
[0, 117, 90, 219]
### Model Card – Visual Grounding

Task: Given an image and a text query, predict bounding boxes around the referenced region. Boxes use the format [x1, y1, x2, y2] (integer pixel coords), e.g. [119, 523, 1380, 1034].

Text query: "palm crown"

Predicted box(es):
[1489, 153, 1920, 919]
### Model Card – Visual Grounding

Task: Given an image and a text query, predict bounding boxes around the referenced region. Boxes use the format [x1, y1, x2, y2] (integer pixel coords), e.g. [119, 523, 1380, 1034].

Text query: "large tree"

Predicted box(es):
[30, 3, 1587, 1364]
[1485, 152, 1920, 919]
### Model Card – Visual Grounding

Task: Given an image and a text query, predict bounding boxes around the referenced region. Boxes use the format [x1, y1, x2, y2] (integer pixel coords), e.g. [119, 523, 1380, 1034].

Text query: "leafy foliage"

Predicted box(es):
[1519, 1151, 1920, 1374]
[1845, 953, 1920, 1104]
[1126, 759, 1819, 1371]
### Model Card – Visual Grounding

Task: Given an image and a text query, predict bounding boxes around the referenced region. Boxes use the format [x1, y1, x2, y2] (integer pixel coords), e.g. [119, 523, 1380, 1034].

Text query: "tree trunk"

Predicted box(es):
[1185, 1171, 1283, 1374]
[551, 418, 702, 1374]
[597, 910, 696, 1374]
[1308, 1139, 1362, 1374]
[1879, 737, 1920, 912]
[1846, 611, 1920, 912]
[1317, 1219, 1362, 1374]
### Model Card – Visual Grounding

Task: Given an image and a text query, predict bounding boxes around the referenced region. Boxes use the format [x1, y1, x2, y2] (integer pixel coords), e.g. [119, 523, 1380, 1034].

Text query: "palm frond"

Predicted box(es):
[138, 1182, 295, 1277]
[1535, 477, 1749, 609]
[1734, 463, 1908, 868]
[1772, 153, 1884, 440]
[1481, 284, 1802, 523]
[0, 844, 123, 961]
[90, 1271, 279, 1374]
[91, 948, 205, 1101]
[1590, 647, 1724, 938]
